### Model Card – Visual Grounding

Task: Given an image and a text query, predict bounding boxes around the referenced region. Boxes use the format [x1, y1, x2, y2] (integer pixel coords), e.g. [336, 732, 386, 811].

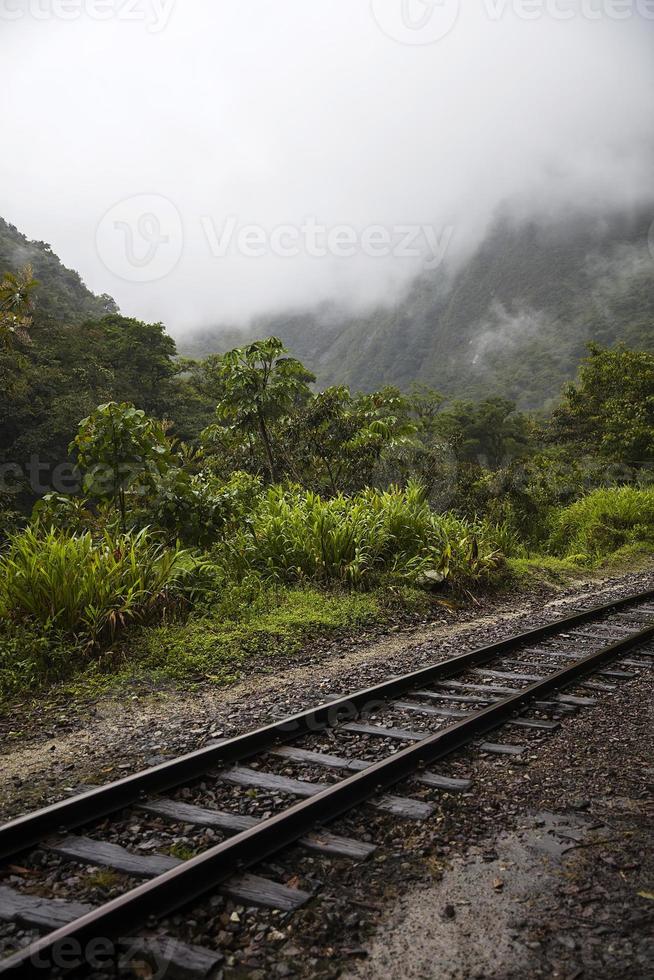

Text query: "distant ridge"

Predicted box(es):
[183, 203, 654, 410]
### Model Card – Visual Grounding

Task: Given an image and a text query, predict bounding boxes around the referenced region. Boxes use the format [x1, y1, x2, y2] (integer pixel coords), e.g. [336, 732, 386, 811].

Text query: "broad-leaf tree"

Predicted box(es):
[550, 344, 654, 467]
[71, 403, 174, 529]
[206, 337, 315, 482]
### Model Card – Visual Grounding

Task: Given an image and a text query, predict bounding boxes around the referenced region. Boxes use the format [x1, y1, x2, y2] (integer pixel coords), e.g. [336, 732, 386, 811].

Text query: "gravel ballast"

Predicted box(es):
[0, 566, 653, 978]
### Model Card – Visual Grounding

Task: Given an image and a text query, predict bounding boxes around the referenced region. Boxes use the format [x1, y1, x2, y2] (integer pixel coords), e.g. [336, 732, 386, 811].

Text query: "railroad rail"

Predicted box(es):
[1, 586, 654, 977]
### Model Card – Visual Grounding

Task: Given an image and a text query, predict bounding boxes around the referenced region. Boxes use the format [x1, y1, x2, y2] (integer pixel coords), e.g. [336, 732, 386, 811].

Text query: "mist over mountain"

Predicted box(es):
[0, 217, 117, 326]
[2, 197, 652, 414]
[2, 9, 653, 334]
[181, 202, 654, 409]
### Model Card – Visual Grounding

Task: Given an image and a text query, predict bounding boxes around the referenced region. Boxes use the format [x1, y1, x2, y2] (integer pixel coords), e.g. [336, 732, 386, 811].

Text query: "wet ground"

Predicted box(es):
[1, 567, 653, 978]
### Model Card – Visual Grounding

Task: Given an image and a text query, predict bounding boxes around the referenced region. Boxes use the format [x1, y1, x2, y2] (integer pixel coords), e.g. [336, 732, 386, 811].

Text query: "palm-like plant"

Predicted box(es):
[208, 337, 315, 482]
[0, 264, 37, 347]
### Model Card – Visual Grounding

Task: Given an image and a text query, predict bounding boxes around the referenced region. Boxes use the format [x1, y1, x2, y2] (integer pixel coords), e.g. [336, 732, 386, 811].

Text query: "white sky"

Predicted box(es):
[1, 1, 653, 335]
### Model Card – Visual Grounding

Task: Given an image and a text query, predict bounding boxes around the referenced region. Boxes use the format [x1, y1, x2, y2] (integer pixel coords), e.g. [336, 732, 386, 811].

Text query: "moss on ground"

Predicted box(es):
[1, 543, 652, 718]
[0, 583, 434, 711]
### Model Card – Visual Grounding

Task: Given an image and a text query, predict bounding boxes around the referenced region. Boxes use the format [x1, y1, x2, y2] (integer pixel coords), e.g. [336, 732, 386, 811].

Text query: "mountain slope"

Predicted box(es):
[0, 217, 118, 325]
[184, 204, 654, 409]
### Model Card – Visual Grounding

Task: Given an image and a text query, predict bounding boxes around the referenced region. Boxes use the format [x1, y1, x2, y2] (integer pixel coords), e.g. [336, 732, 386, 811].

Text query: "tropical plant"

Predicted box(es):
[203, 337, 315, 482]
[71, 403, 174, 529]
[231, 481, 503, 588]
[548, 486, 654, 561]
[147, 469, 262, 547]
[279, 384, 418, 494]
[550, 344, 654, 467]
[0, 526, 190, 648]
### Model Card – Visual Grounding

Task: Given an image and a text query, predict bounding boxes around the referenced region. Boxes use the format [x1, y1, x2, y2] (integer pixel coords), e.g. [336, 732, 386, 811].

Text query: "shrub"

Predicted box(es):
[32, 493, 108, 534]
[548, 486, 654, 561]
[0, 621, 73, 699]
[0, 526, 190, 648]
[0, 496, 25, 545]
[436, 513, 506, 584]
[232, 481, 504, 588]
[231, 481, 436, 587]
[147, 469, 262, 547]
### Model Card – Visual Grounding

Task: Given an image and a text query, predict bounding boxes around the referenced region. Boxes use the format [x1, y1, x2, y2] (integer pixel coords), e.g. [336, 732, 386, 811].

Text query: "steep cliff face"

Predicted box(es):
[184, 204, 654, 408]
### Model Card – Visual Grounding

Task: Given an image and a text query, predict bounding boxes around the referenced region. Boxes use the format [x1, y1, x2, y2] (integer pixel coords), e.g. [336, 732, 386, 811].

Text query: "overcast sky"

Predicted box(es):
[2, 1, 653, 336]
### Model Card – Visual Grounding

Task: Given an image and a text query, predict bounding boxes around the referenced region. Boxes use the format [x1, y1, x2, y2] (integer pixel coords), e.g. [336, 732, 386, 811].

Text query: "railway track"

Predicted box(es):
[1, 586, 654, 978]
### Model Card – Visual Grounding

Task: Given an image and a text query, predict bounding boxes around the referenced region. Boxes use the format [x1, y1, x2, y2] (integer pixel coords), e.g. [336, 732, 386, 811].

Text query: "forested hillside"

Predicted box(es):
[0, 221, 213, 501]
[185, 204, 654, 409]
[0, 218, 117, 325]
[1, 211, 654, 707]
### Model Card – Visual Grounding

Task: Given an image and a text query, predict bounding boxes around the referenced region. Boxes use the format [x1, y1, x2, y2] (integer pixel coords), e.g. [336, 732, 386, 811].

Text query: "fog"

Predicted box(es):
[1, 1, 653, 337]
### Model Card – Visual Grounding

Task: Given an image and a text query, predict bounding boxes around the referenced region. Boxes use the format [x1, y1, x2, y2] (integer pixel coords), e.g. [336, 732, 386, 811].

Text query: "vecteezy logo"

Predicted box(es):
[95, 194, 183, 283]
[370, 0, 460, 45]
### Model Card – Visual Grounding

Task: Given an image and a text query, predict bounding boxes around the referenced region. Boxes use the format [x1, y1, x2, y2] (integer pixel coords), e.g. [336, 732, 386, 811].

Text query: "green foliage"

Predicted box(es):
[503, 554, 588, 587]
[550, 344, 654, 465]
[32, 493, 103, 534]
[0, 489, 25, 543]
[0, 579, 431, 704]
[434, 513, 506, 584]
[452, 451, 596, 546]
[0, 312, 191, 505]
[146, 469, 262, 547]
[279, 384, 418, 494]
[204, 337, 315, 482]
[72, 403, 174, 528]
[548, 486, 654, 561]
[0, 620, 73, 701]
[433, 397, 533, 468]
[125, 583, 426, 687]
[0, 526, 190, 648]
[230, 481, 503, 589]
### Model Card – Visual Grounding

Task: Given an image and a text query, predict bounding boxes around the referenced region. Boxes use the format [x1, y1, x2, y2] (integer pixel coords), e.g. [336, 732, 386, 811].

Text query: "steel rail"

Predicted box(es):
[2, 619, 654, 977]
[1, 587, 653, 864]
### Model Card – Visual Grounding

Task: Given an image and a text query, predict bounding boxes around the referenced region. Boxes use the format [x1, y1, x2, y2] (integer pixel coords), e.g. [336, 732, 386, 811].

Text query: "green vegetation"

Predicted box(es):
[227, 482, 502, 588]
[548, 487, 654, 562]
[0, 221, 653, 710]
[185, 206, 654, 410]
[84, 869, 122, 891]
[0, 526, 190, 648]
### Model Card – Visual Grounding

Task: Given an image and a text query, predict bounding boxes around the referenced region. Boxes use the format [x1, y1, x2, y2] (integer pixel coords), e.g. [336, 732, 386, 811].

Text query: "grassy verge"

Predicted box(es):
[3, 481, 654, 716]
[123, 582, 433, 688]
[504, 539, 654, 588]
[3, 545, 653, 717]
[0, 582, 435, 714]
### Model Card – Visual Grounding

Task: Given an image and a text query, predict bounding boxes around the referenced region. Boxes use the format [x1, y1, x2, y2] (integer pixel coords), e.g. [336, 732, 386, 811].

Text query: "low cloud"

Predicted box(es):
[0, 4, 652, 335]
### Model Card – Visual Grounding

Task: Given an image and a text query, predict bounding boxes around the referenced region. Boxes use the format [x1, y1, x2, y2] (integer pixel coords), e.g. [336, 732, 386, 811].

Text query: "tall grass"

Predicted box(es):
[0, 526, 190, 647]
[437, 514, 508, 583]
[548, 486, 654, 561]
[233, 482, 503, 587]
